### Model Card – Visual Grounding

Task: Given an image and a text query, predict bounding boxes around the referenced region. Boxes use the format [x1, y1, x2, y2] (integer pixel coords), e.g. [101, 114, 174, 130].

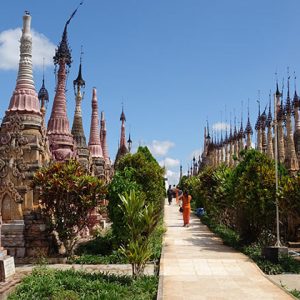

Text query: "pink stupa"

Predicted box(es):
[100, 111, 110, 163]
[47, 22, 75, 161]
[114, 107, 128, 165]
[88, 88, 103, 158]
[5, 12, 42, 120]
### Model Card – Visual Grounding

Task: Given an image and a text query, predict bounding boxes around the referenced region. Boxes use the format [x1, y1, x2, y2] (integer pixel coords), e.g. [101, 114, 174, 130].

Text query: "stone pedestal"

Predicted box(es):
[262, 246, 288, 263]
[0, 248, 15, 282]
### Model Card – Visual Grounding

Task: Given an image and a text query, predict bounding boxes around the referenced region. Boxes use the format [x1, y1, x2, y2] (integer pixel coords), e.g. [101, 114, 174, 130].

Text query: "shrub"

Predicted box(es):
[117, 147, 165, 210]
[108, 147, 165, 244]
[75, 229, 115, 256]
[119, 190, 160, 276]
[31, 160, 106, 255]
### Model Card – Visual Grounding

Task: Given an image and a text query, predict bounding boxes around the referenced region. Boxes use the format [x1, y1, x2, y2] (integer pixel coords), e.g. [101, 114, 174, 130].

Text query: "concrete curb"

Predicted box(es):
[156, 221, 166, 300]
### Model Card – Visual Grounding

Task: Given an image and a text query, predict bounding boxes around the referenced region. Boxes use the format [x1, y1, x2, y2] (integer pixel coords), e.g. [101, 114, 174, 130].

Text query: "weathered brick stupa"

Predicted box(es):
[0, 12, 50, 257]
[88, 88, 105, 179]
[198, 81, 300, 174]
[100, 111, 113, 182]
[294, 89, 300, 161]
[47, 16, 76, 161]
[114, 107, 129, 166]
[285, 78, 299, 172]
[71, 59, 89, 169]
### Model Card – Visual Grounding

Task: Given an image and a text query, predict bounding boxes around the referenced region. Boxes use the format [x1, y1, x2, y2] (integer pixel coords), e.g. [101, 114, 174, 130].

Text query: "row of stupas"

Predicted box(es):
[0, 11, 130, 257]
[193, 79, 300, 175]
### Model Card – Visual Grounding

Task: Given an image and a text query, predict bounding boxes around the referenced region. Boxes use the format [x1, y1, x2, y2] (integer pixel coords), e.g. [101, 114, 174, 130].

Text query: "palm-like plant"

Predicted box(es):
[119, 190, 160, 276]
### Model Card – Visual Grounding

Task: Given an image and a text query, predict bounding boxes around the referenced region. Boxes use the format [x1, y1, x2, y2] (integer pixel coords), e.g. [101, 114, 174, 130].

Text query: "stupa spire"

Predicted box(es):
[100, 111, 110, 163]
[6, 11, 41, 118]
[245, 100, 253, 149]
[114, 106, 129, 165]
[47, 7, 83, 161]
[120, 106, 127, 149]
[38, 67, 49, 119]
[71, 53, 89, 166]
[293, 74, 300, 162]
[127, 133, 132, 153]
[284, 75, 299, 172]
[88, 88, 103, 158]
[266, 92, 274, 159]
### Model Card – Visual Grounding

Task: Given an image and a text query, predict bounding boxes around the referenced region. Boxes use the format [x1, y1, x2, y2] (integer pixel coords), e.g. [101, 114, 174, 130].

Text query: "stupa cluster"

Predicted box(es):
[190, 80, 300, 176]
[0, 12, 130, 257]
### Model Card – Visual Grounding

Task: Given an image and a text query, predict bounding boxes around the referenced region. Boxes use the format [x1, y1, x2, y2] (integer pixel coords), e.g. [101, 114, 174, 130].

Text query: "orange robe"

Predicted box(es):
[182, 194, 192, 225]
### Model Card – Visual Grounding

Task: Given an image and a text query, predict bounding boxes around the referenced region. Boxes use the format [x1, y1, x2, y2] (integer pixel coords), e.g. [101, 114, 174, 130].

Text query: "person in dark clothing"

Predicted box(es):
[167, 185, 173, 205]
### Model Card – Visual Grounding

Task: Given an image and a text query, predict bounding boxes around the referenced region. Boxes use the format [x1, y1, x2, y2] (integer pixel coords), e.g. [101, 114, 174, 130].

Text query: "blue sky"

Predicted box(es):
[0, 0, 300, 184]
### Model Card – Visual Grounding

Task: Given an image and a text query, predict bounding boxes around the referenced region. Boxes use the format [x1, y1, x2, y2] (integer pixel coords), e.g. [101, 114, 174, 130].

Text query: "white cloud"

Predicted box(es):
[148, 140, 175, 157]
[166, 170, 180, 185]
[0, 27, 55, 70]
[159, 157, 180, 168]
[212, 122, 230, 132]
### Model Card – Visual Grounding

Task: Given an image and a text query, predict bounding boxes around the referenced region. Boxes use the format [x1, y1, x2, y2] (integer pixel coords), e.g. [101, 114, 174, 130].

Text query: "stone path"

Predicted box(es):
[157, 200, 293, 300]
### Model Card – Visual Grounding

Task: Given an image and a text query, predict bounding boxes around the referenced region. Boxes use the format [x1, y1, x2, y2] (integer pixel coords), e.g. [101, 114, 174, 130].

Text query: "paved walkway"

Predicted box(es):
[158, 200, 293, 300]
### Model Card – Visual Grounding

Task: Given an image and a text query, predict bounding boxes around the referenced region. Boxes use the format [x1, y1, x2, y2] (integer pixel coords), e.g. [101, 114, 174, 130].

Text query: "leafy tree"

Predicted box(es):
[32, 160, 106, 255]
[280, 174, 300, 240]
[231, 150, 279, 243]
[119, 190, 160, 276]
[108, 147, 165, 244]
[117, 147, 165, 209]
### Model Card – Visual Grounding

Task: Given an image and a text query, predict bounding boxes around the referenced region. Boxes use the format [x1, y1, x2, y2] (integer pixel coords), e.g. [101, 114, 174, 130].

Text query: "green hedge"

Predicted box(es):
[180, 149, 300, 244]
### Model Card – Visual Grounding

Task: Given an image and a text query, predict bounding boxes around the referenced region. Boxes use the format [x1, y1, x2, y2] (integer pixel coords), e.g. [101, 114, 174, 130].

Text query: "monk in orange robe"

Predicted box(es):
[174, 186, 183, 205]
[182, 191, 192, 227]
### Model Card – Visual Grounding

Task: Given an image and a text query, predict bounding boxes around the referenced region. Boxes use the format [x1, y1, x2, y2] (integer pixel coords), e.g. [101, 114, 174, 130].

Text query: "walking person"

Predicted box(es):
[173, 185, 183, 205]
[167, 185, 173, 205]
[182, 190, 192, 227]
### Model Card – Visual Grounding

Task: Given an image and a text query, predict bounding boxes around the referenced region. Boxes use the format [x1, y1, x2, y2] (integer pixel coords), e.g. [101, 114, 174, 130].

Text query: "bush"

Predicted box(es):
[290, 289, 300, 299]
[188, 149, 300, 245]
[117, 147, 165, 210]
[108, 147, 165, 244]
[31, 160, 106, 255]
[75, 230, 115, 256]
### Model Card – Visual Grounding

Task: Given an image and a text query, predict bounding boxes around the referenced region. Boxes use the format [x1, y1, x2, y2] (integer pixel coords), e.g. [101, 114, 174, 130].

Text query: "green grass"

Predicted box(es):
[290, 289, 300, 299]
[200, 213, 300, 275]
[8, 267, 158, 300]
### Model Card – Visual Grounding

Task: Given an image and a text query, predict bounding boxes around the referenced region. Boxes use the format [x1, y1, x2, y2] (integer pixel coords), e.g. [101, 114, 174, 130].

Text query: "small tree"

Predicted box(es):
[32, 160, 106, 255]
[119, 190, 160, 277]
[108, 146, 165, 244]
